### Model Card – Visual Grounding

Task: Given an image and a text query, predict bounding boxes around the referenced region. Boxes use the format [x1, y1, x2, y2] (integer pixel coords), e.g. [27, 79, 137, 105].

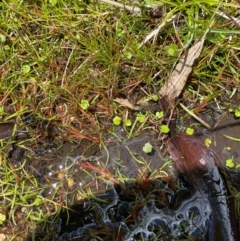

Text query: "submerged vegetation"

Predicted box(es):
[0, 0, 240, 240]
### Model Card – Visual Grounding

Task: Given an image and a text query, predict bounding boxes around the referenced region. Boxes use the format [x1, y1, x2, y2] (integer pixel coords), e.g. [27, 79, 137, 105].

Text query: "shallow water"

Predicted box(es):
[52, 113, 240, 240]
[2, 110, 240, 240]
[56, 183, 212, 241]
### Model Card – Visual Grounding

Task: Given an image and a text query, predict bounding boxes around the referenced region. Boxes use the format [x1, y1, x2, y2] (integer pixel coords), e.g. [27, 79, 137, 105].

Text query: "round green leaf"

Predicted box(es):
[204, 138, 211, 147]
[123, 52, 132, 60]
[0, 213, 6, 224]
[142, 142, 153, 153]
[33, 197, 42, 206]
[235, 106, 240, 117]
[167, 43, 178, 56]
[151, 94, 158, 101]
[0, 34, 6, 43]
[186, 127, 194, 136]
[136, 114, 146, 123]
[80, 99, 89, 110]
[160, 124, 170, 134]
[226, 158, 235, 168]
[125, 119, 132, 127]
[49, 0, 57, 6]
[155, 111, 163, 119]
[22, 64, 31, 74]
[113, 116, 122, 126]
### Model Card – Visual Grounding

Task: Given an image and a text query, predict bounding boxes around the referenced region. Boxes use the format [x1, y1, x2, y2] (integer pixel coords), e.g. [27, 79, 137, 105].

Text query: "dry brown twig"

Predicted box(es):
[158, 37, 206, 102]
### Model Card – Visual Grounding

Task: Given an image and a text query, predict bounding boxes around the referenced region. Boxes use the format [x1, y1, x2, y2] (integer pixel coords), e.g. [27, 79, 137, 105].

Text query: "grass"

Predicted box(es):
[0, 0, 240, 240]
[0, 154, 61, 240]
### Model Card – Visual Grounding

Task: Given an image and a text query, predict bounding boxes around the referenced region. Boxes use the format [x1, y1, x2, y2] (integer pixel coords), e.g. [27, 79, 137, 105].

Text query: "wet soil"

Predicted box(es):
[1, 108, 240, 240]
[24, 111, 240, 188]
[50, 111, 240, 240]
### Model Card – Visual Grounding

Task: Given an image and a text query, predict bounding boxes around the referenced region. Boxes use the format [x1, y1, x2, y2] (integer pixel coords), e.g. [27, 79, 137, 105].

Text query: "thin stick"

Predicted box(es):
[179, 102, 212, 130]
[98, 0, 141, 16]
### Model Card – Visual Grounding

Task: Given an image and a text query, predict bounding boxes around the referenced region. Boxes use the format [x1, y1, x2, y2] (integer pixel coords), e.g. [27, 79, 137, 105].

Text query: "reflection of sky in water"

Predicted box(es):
[125, 191, 211, 240]
[56, 187, 212, 241]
